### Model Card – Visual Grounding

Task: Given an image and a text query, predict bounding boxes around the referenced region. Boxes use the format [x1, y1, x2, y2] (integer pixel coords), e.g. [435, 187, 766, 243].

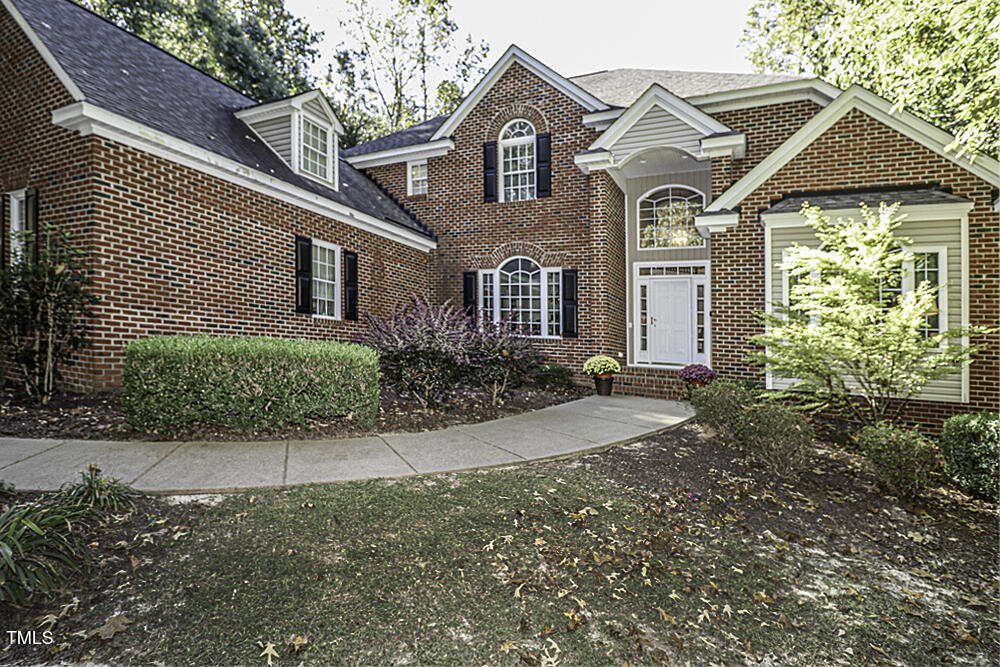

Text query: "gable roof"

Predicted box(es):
[344, 115, 448, 157]
[708, 85, 1000, 212]
[569, 68, 809, 108]
[6, 0, 432, 241]
[428, 45, 610, 142]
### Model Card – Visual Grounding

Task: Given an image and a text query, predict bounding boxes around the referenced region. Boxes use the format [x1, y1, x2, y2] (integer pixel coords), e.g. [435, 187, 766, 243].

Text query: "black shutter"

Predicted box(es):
[483, 141, 497, 202]
[536, 133, 552, 198]
[462, 271, 477, 323]
[561, 269, 578, 338]
[25, 188, 38, 263]
[343, 250, 358, 320]
[294, 235, 312, 314]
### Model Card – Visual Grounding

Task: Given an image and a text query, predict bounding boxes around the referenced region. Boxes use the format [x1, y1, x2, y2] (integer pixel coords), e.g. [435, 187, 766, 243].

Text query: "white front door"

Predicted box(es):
[649, 278, 691, 364]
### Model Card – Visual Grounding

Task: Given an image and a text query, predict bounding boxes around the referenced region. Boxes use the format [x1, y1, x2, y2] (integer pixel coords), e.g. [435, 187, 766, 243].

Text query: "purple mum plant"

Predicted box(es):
[678, 364, 717, 385]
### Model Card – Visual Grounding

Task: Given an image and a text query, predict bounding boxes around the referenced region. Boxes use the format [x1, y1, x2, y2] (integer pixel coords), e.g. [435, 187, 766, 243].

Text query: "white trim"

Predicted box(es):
[573, 149, 615, 174]
[635, 184, 707, 250]
[581, 107, 625, 131]
[235, 90, 345, 136]
[960, 211, 970, 403]
[760, 201, 976, 228]
[406, 159, 428, 197]
[589, 84, 732, 152]
[5, 189, 26, 262]
[430, 44, 609, 142]
[689, 79, 841, 114]
[700, 133, 746, 159]
[1, 0, 85, 102]
[903, 245, 948, 345]
[708, 86, 1000, 212]
[478, 256, 563, 338]
[631, 260, 711, 367]
[51, 102, 436, 252]
[694, 212, 739, 235]
[309, 238, 342, 320]
[299, 112, 334, 184]
[345, 138, 454, 169]
[498, 119, 537, 203]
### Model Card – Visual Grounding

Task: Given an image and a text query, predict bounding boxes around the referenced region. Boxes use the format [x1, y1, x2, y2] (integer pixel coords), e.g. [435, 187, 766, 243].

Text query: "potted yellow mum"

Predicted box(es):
[583, 355, 621, 396]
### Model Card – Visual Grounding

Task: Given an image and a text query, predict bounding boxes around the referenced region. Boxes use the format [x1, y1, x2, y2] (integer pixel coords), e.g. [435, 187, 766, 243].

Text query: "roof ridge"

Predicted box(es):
[51, 0, 262, 104]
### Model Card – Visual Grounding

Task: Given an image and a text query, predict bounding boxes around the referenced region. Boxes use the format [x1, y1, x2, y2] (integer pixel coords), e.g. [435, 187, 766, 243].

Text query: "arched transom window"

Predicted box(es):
[638, 186, 705, 248]
[499, 120, 536, 202]
[480, 257, 561, 337]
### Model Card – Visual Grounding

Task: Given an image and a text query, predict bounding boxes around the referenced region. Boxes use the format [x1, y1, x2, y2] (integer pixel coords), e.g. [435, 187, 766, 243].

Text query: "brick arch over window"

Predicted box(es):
[485, 104, 549, 141]
[472, 241, 567, 269]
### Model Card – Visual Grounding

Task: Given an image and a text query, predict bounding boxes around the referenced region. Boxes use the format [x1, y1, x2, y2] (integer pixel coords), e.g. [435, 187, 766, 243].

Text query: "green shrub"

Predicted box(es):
[583, 355, 621, 376]
[939, 412, 999, 499]
[535, 363, 576, 392]
[690, 380, 756, 443]
[740, 403, 813, 478]
[0, 498, 88, 605]
[473, 320, 543, 405]
[58, 464, 137, 513]
[122, 335, 379, 432]
[857, 422, 939, 497]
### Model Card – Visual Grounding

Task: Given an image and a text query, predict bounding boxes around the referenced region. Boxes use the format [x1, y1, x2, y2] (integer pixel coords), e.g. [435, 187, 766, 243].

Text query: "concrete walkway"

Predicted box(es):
[0, 396, 694, 494]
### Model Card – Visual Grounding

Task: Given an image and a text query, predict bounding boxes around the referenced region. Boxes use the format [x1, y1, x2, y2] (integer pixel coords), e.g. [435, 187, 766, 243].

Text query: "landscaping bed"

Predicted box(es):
[0, 423, 994, 665]
[0, 382, 586, 442]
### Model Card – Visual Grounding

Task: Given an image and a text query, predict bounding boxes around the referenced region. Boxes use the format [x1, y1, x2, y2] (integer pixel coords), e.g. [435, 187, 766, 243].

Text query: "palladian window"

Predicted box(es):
[480, 257, 561, 337]
[638, 185, 705, 248]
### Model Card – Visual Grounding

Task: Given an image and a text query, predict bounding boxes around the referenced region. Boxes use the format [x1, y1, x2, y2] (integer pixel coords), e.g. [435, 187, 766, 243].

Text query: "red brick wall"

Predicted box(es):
[0, 6, 97, 388]
[364, 62, 626, 376]
[715, 100, 823, 184]
[712, 108, 999, 423]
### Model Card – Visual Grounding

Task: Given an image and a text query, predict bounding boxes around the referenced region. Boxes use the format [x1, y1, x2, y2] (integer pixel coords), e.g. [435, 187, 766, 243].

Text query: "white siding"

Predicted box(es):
[250, 115, 293, 165]
[610, 106, 702, 161]
[303, 97, 328, 121]
[768, 217, 964, 402]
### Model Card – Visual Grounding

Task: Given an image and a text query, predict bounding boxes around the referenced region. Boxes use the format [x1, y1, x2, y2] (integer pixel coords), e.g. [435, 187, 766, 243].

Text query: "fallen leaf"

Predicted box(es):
[88, 615, 131, 640]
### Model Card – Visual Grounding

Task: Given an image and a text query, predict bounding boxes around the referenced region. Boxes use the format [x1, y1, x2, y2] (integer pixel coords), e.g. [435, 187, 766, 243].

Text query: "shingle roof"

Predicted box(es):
[12, 0, 432, 239]
[763, 187, 969, 214]
[343, 116, 448, 157]
[568, 68, 810, 107]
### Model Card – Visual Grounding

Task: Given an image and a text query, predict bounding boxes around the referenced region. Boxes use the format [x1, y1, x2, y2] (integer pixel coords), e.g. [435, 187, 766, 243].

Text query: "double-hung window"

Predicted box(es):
[407, 160, 428, 196]
[499, 120, 536, 202]
[877, 247, 947, 339]
[311, 239, 341, 318]
[301, 117, 331, 181]
[479, 257, 561, 337]
[6, 190, 25, 261]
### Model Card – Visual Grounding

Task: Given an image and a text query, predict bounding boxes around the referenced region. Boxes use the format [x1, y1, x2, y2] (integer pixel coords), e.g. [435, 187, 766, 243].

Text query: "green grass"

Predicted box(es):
[108, 464, 995, 665]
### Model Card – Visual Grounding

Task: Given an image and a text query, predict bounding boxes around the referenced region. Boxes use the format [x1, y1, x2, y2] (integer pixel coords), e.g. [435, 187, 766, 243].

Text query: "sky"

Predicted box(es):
[285, 0, 762, 85]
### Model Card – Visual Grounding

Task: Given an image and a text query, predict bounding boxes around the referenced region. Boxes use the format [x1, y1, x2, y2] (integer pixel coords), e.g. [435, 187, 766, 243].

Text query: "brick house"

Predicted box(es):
[3, 0, 998, 427]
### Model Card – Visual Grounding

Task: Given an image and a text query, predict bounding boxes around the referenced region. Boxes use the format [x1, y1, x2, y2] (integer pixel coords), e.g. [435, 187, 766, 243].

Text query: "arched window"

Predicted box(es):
[499, 120, 536, 202]
[480, 256, 561, 337]
[637, 185, 705, 248]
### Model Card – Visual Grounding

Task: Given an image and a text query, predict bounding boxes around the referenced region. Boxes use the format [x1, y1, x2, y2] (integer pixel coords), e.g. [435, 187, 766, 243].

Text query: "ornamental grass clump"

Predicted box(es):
[583, 355, 620, 376]
[123, 335, 379, 432]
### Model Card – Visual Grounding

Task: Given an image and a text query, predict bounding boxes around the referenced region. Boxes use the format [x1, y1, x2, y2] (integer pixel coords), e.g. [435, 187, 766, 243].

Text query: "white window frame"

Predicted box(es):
[498, 119, 536, 203]
[631, 260, 710, 368]
[780, 249, 820, 323]
[636, 184, 706, 250]
[904, 245, 948, 345]
[478, 257, 562, 339]
[300, 113, 334, 183]
[311, 238, 342, 320]
[6, 189, 26, 262]
[407, 160, 428, 196]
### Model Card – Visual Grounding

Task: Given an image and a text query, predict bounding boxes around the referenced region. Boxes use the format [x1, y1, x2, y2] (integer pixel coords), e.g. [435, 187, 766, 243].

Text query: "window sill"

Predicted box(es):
[636, 245, 707, 251]
[311, 313, 342, 321]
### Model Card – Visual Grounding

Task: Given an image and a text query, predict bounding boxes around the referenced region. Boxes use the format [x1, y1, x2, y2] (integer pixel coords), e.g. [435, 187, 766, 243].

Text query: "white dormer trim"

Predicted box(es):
[429, 44, 609, 142]
[235, 89, 345, 136]
[707, 85, 1000, 213]
[689, 79, 842, 113]
[589, 84, 733, 152]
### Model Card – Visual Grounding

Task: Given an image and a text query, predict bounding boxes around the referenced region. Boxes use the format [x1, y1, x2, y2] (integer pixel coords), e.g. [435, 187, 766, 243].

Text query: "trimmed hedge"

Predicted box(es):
[122, 336, 379, 432]
[939, 412, 999, 499]
[857, 422, 939, 498]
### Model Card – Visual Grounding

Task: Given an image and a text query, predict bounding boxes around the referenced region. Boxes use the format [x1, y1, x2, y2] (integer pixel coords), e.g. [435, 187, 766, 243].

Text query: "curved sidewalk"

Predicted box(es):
[0, 395, 694, 494]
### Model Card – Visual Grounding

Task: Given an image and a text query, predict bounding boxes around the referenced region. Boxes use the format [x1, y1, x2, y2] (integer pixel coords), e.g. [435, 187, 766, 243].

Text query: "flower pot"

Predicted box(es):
[593, 374, 614, 396]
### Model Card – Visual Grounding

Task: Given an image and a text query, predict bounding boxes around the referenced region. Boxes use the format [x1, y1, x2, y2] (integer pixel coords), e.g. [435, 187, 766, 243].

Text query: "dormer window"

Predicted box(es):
[301, 117, 331, 181]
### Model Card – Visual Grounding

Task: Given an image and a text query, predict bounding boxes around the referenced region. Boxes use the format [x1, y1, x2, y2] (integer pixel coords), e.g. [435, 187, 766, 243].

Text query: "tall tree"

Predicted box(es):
[742, 0, 1000, 157]
[330, 0, 489, 145]
[76, 0, 322, 101]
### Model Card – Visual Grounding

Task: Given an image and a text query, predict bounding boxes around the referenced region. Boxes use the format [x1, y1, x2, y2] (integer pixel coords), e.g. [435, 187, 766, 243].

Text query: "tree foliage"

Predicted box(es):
[749, 203, 990, 426]
[742, 0, 1000, 157]
[76, 0, 322, 101]
[330, 0, 489, 146]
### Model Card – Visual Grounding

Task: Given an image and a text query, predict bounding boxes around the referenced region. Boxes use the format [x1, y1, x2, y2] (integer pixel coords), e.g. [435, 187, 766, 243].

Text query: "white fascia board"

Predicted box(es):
[236, 90, 345, 135]
[51, 102, 437, 252]
[345, 138, 455, 169]
[573, 150, 614, 174]
[761, 201, 975, 228]
[707, 85, 1000, 213]
[699, 133, 746, 159]
[582, 107, 625, 130]
[690, 79, 841, 113]
[3, 0, 85, 102]
[589, 84, 731, 152]
[430, 44, 609, 142]
[693, 212, 739, 235]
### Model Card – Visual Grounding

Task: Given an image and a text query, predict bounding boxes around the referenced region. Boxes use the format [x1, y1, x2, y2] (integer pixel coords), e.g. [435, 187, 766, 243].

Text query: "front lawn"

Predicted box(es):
[1, 425, 996, 665]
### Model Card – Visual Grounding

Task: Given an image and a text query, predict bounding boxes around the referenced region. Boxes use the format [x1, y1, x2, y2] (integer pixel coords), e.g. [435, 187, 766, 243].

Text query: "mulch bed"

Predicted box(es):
[0, 382, 586, 442]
